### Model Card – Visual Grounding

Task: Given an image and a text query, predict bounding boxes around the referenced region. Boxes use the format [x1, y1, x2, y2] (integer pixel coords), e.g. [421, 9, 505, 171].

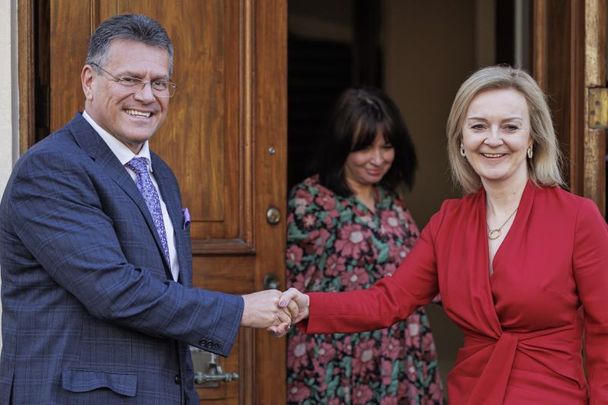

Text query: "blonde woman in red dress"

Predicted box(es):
[277, 66, 608, 404]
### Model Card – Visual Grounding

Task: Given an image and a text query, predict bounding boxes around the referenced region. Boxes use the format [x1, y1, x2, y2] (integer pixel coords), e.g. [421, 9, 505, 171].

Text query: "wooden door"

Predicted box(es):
[533, 0, 607, 216]
[26, 0, 287, 403]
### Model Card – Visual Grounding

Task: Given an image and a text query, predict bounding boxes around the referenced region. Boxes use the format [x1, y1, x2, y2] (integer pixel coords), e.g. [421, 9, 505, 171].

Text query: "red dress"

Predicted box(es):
[304, 182, 608, 404]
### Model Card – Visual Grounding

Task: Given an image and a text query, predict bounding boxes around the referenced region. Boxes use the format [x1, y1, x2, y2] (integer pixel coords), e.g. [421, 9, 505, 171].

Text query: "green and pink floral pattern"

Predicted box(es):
[286, 176, 443, 404]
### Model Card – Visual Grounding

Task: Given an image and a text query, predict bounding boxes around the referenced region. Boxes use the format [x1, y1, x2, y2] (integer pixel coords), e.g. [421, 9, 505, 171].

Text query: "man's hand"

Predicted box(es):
[241, 290, 297, 330]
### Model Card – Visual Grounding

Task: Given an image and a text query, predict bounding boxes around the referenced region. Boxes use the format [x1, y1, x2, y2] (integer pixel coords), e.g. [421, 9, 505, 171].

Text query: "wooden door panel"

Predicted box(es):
[47, 1, 287, 403]
[195, 256, 255, 293]
[533, 0, 584, 190]
[100, 0, 250, 248]
[49, 0, 91, 130]
[584, 0, 607, 216]
[533, 0, 606, 215]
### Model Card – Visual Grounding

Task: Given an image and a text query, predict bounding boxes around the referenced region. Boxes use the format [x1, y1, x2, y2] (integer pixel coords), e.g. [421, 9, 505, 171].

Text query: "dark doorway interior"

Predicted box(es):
[287, 0, 382, 189]
[287, 35, 352, 188]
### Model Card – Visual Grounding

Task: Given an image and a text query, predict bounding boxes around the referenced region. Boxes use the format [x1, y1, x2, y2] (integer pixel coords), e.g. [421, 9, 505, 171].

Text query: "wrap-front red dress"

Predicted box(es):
[304, 182, 608, 404]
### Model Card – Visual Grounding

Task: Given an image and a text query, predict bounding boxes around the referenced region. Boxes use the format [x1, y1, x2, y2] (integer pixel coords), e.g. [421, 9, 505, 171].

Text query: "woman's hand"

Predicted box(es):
[268, 288, 310, 337]
[279, 288, 310, 323]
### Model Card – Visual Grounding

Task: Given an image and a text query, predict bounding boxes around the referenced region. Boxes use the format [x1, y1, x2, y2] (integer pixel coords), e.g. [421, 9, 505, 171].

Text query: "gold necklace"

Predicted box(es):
[487, 207, 518, 240]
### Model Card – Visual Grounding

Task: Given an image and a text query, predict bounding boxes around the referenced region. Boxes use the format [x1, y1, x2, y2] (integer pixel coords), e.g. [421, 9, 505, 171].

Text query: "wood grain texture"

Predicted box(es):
[18, 0, 35, 154]
[583, 0, 606, 214]
[104, 0, 239, 245]
[49, 0, 93, 130]
[251, 0, 288, 402]
[585, 0, 606, 86]
[532, 0, 588, 198]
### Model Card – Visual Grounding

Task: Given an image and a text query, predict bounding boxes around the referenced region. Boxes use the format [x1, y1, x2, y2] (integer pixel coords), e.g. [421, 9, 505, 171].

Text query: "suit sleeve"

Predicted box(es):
[6, 149, 243, 356]
[572, 199, 608, 403]
[304, 207, 441, 333]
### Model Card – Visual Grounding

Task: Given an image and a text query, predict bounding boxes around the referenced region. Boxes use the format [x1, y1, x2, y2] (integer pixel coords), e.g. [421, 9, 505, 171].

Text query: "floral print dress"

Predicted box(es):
[286, 176, 443, 405]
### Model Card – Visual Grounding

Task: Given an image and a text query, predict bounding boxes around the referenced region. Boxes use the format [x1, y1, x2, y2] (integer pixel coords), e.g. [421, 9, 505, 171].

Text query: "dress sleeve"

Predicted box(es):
[285, 182, 328, 291]
[572, 199, 608, 404]
[305, 204, 442, 334]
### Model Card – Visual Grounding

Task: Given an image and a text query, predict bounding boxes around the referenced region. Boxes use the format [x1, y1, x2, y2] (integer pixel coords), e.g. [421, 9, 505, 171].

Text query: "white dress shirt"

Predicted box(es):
[83, 111, 180, 281]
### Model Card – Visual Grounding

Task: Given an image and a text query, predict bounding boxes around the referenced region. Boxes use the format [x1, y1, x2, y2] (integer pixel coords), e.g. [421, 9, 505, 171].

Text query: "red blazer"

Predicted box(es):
[305, 182, 608, 404]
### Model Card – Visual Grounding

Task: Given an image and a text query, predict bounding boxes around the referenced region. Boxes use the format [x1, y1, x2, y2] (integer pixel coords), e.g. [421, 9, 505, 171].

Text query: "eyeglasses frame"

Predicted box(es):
[89, 62, 177, 98]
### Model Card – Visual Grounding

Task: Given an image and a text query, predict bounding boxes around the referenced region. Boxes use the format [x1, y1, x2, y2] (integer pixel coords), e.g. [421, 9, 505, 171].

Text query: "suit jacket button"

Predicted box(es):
[174, 375, 181, 385]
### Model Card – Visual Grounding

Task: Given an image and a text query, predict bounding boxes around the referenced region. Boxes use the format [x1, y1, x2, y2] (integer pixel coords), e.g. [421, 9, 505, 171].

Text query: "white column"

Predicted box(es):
[0, 0, 19, 349]
[0, 0, 17, 195]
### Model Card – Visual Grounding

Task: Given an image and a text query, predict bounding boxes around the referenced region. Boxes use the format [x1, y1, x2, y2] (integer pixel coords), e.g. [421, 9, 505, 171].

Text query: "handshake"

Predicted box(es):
[240, 288, 309, 337]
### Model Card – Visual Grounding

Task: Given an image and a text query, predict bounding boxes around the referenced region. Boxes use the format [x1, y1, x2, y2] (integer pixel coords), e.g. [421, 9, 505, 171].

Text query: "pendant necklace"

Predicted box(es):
[487, 207, 518, 240]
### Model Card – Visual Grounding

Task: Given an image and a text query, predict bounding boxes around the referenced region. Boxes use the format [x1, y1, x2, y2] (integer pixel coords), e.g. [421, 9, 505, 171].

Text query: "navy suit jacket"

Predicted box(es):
[0, 113, 244, 404]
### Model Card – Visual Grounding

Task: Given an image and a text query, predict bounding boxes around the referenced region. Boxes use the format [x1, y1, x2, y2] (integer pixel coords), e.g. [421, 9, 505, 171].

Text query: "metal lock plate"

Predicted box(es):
[190, 347, 239, 388]
[589, 87, 608, 129]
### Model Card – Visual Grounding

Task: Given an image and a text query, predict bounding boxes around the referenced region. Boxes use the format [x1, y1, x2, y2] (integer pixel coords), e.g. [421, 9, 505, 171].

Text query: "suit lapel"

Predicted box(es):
[151, 153, 189, 284]
[68, 113, 173, 279]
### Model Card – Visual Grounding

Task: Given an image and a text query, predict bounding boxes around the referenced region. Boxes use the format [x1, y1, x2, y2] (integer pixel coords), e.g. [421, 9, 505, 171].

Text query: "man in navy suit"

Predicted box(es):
[0, 14, 292, 404]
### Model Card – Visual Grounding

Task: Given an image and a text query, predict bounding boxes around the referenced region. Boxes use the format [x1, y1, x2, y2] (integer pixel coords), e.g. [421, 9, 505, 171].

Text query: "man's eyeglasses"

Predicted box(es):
[90, 62, 177, 98]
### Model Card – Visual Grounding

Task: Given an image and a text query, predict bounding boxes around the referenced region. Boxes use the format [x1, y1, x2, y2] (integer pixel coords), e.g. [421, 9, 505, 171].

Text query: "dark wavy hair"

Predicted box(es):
[316, 87, 417, 196]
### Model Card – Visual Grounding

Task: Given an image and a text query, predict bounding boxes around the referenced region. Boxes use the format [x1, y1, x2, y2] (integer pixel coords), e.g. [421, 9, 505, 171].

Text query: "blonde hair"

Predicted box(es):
[446, 65, 564, 194]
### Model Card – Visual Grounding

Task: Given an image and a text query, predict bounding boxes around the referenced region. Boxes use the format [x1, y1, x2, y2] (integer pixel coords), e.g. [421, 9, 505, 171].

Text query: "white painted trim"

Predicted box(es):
[0, 0, 18, 350]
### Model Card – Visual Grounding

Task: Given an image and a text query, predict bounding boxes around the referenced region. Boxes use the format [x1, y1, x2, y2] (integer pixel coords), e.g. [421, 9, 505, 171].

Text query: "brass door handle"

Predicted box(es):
[266, 207, 281, 225]
[194, 370, 239, 385]
[190, 347, 240, 387]
[263, 273, 279, 290]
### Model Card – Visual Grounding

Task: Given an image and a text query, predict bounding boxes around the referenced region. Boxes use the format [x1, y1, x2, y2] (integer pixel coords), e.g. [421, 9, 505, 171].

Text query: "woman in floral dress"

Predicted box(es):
[286, 87, 443, 404]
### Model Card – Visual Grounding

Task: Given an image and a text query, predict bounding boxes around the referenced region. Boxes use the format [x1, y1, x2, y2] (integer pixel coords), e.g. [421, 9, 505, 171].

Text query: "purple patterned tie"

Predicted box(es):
[126, 157, 170, 262]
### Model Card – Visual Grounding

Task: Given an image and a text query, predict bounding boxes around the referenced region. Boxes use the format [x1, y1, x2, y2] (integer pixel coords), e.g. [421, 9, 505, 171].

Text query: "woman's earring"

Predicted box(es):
[460, 143, 466, 158]
[527, 145, 533, 159]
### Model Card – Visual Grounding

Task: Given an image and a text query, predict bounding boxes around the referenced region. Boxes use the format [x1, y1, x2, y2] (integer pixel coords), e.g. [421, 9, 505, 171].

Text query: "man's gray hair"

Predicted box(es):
[86, 14, 174, 75]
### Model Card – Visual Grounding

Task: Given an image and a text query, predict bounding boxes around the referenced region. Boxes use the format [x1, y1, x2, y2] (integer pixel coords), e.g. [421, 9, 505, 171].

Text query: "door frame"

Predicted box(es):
[533, 0, 606, 215]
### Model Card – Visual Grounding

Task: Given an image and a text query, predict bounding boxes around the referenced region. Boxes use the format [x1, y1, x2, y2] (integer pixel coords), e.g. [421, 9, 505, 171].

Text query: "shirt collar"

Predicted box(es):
[82, 110, 153, 171]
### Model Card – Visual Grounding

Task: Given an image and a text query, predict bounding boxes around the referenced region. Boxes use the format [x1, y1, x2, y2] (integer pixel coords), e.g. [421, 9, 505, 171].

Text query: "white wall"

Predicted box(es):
[0, 0, 18, 349]
[0, 0, 16, 193]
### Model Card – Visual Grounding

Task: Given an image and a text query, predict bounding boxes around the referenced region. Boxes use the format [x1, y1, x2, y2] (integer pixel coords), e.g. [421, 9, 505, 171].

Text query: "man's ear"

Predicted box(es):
[81, 65, 95, 101]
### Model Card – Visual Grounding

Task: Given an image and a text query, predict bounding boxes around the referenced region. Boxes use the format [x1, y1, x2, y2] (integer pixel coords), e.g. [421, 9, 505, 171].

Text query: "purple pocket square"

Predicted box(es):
[182, 208, 191, 230]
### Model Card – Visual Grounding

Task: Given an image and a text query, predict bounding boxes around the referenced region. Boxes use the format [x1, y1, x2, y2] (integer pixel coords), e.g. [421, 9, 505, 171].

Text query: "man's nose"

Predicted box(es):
[133, 81, 156, 101]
